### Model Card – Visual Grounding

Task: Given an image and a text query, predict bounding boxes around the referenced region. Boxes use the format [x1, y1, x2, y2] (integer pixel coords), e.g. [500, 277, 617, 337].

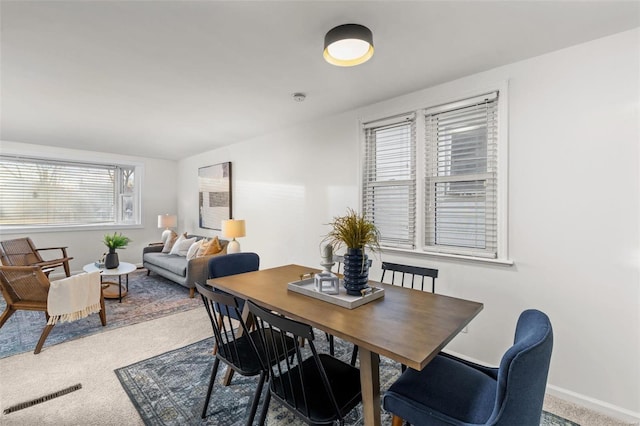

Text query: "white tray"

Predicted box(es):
[287, 278, 384, 309]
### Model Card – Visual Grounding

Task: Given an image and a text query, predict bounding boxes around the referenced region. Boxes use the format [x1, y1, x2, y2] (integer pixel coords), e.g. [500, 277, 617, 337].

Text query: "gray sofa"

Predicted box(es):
[142, 235, 229, 298]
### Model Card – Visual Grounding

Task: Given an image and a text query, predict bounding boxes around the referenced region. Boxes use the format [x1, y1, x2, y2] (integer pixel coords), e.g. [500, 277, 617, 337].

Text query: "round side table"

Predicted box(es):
[83, 262, 136, 302]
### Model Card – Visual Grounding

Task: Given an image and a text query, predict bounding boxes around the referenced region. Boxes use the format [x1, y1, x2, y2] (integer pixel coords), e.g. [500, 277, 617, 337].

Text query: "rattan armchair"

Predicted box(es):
[0, 265, 106, 354]
[0, 237, 73, 277]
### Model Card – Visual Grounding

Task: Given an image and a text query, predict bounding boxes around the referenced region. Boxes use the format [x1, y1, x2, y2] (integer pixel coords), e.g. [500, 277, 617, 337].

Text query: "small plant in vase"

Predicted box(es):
[103, 232, 131, 269]
[323, 208, 380, 296]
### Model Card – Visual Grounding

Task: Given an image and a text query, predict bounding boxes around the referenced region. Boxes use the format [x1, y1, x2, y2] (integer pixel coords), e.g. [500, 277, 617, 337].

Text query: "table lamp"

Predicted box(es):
[222, 219, 245, 254]
[157, 214, 177, 243]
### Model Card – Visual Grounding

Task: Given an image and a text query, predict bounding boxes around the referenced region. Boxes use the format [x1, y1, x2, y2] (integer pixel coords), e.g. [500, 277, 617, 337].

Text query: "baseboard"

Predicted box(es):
[546, 384, 640, 424]
[444, 349, 640, 424]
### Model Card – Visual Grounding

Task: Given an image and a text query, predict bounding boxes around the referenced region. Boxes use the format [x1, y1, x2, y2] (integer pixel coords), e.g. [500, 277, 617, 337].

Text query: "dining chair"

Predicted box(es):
[383, 309, 553, 426]
[0, 265, 106, 354]
[0, 237, 73, 277]
[247, 300, 362, 426]
[380, 262, 438, 293]
[207, 252, 260, 320]
[349, 261, 439, 366]
[195, 283, 297, 423]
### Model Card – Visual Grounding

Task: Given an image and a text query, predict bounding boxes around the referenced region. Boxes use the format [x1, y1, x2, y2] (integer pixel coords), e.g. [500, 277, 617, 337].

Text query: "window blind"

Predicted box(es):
[0, 156, 129, 227]
[424, 93, 498, 258]
[362, 114, 416, 249]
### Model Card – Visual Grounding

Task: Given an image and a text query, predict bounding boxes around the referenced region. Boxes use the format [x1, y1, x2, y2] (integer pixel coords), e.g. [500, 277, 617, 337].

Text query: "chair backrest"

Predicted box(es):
[0, 238, 43, 267]
[195, 282, 259, 375]
[248, 300, 357, 425]
[489, 309, 554, 425]
[208, 252, 259, 278]
[380, 261, 438, 293]
[0, 265, 50, 305]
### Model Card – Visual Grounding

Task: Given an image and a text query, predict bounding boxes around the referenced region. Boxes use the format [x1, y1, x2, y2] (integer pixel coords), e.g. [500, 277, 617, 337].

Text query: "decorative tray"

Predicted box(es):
[287, 277, 384, 309]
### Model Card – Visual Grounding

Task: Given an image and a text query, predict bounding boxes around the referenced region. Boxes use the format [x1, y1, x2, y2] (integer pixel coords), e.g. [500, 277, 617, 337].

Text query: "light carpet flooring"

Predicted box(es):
[0, 308, 635, 426]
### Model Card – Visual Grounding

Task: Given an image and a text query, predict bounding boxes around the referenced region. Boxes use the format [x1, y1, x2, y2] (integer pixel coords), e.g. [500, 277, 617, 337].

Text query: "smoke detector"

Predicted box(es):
[292, 92, 306, 102]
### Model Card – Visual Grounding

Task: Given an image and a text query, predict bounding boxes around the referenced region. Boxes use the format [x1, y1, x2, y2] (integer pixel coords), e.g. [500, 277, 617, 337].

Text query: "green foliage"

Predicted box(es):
[103, 232, 131, 250]
[323, 208, 380, 252]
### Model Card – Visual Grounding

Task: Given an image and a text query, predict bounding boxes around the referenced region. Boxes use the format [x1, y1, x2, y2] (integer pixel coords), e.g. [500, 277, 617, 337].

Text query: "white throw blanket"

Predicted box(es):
[47, 271, 102, 325]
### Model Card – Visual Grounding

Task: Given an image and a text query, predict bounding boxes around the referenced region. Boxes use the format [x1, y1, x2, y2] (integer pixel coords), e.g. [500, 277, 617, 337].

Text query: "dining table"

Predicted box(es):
[207, 264, 483, 426]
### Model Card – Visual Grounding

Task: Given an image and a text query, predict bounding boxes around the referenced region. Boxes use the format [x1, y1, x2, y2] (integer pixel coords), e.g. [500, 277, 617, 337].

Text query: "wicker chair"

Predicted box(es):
[0, 237, 73, 277]
[0, 266, 106, 354]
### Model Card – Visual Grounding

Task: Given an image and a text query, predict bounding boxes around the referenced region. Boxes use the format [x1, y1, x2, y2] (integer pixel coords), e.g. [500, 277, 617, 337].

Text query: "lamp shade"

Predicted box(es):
[323, 23, 374, 67]
[158, 214, 177, 229]
[222, 219, 246, 239]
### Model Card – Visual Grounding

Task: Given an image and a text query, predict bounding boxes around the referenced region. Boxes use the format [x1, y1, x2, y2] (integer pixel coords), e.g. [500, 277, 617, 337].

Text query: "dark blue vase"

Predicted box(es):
[105, 249, 119, 269]
[343, 248, 370, 296]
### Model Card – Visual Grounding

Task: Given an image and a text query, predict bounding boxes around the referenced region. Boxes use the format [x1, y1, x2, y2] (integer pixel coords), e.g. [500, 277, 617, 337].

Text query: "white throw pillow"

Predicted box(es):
[186, 240, 202, 260]
[170, 235, 196, 256]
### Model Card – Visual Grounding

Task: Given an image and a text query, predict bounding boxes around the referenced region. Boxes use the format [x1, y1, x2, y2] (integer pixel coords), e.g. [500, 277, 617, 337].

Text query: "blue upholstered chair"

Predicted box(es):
[207, 252, 260, 321]
[383, 309, 553, 426]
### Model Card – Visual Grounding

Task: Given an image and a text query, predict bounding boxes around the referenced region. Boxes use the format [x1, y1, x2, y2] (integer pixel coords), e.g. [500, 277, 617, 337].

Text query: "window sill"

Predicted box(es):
[380, 246, 514, 266]
[0, 223, 143, 235]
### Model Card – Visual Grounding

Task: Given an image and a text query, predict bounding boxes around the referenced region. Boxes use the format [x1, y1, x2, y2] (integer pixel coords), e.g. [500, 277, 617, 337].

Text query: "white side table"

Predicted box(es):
[83, 262, 136, 303]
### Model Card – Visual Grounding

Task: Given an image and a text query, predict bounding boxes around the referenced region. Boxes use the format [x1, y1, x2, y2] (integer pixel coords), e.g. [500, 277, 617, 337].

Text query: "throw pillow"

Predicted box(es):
[197, 236, 223, 257]
[186, 240, 202, 260]
[170, 236, 196, 256]
[161, 231, 179, 253]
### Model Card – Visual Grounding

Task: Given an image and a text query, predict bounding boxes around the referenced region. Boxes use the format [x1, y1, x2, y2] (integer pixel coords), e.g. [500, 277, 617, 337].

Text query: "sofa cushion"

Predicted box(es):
[186, 240, 202, 260]
[143, 252, 187, 276]
[197, 236, 222, 257]
[170, 235, 196, 256]
[162, 231, 179, 253]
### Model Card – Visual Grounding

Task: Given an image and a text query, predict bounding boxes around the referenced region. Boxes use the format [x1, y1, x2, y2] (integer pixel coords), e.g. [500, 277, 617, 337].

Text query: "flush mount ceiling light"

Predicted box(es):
[323, 23, 374, 67]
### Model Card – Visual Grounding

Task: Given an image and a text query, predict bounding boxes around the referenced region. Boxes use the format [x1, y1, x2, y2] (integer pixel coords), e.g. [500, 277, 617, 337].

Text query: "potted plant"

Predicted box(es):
[323, 208, 380, 295]
[103, 232, 131, 269]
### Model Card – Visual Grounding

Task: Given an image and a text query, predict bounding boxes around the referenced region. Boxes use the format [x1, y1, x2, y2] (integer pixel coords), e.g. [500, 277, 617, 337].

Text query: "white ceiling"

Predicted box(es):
[1, 1, 639, 160]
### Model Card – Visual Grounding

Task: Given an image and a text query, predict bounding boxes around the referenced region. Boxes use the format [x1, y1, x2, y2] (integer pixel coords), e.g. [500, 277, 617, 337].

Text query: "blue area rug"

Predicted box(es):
[0, 269, 200, 358]
[116, 336, 578, 426]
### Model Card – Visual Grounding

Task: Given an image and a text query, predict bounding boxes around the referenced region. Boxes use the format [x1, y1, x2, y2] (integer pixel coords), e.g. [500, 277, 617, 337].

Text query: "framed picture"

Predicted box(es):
[198, 162, 232, 230]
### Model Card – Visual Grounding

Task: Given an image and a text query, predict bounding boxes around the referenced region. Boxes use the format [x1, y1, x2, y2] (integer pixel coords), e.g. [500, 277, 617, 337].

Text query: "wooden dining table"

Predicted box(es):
[207, 264, 483, 426]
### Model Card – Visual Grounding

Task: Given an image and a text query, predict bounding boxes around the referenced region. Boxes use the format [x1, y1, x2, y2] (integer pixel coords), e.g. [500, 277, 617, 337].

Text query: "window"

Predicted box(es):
[0, 156, 141, 229]
[362, 91, 504, 261]
[424, 93, 498, 258]
[362, 114, 416, 249]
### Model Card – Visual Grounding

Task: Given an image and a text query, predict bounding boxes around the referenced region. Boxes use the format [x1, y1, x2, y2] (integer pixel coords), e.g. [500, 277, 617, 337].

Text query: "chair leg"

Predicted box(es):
[63, 261, 71, 277]
[247, 371, 266, 425]
[0, 307, 16, 328]
[326, 333, 335, 356]
[146, 269, 150, 276]
[99, 292, 107, 326]
[34, 324, 55, 354]
[350, 345, 359, 366]
[189, 287, 195, 298]
[201, 357, 220, 419]
[257, 387, 271, 426]
[392, 415, 405, 426]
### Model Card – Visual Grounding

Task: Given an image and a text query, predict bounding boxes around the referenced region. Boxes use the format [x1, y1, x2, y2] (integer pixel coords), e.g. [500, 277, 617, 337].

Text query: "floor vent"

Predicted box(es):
[3, 383, 82, 414]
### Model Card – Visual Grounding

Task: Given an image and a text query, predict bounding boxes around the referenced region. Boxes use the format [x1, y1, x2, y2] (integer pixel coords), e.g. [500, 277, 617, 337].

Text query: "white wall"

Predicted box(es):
[0, 141, 178, 272]
[179, 29, 640, 420]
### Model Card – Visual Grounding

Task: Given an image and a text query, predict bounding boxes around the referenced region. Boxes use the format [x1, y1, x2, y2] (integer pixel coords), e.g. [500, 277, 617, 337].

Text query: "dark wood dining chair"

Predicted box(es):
[247, 300, 362, 426]
[0, 237, 73, 277]
[0, 265, 106, 354]
[195, 282, 297, 424]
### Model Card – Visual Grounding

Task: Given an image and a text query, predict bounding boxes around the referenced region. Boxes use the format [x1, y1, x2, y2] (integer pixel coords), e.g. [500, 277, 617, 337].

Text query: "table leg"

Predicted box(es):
[359, 347, 381, 426]
[118, 275, 122, 303]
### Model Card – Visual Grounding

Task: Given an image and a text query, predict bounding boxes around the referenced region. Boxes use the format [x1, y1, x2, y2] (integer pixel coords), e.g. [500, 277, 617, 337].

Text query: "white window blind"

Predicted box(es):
[0, 156, 138, 228]
[424, 92, 498, 258]
[362, 114, 416, 249]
